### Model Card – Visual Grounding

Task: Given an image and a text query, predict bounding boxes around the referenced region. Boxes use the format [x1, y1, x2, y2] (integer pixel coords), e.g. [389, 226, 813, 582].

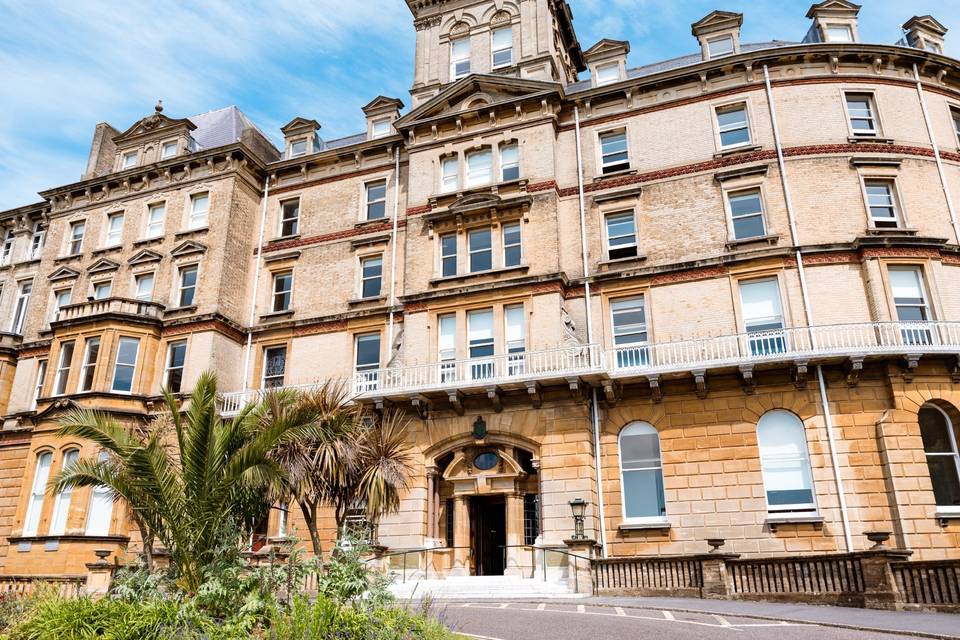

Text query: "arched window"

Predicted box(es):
[919, 404, 960, 511]
[85, 451, 114, 536]
[23, 452, 53, 537]
[619, 422, 666, 523]
[757, 410, 816, 512]
[49, 449, 79, 535]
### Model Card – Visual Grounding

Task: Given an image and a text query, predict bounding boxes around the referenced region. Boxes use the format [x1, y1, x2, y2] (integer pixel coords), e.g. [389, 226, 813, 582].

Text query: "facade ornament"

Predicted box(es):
[387, 327, 404, 368]
[491, 10, 511, 25]
[155, 99, 163, 113]
[561, 306, 582, 348]
[830, 55, 840, 74]
[872, 57, 883, 75]
[414, 16, 441, 31]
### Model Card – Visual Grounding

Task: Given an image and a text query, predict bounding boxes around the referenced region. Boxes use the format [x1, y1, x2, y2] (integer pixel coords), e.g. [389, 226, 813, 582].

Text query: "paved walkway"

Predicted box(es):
[543, 597, 960, 639]
[438, 600, 937, 640]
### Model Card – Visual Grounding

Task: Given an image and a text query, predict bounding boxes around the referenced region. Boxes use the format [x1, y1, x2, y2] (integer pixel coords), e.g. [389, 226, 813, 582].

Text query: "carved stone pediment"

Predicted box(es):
[88, 258, 120, 274]
[48, 266, 80, 282]
[583, 38, 631, 62]
[692, 10, 743, 34]
[128, 249, 163, 266]
[170, 240, 207, 258]
[113, 107, 196, 145]
[280, 117, 321, 136]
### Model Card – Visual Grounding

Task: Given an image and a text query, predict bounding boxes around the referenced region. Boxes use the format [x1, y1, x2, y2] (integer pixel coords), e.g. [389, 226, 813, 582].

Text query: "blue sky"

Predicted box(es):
[0, 0, 957, 210]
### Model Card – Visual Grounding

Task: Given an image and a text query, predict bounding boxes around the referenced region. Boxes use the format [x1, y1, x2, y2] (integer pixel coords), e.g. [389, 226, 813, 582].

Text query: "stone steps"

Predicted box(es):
[389, 575, 583, 600]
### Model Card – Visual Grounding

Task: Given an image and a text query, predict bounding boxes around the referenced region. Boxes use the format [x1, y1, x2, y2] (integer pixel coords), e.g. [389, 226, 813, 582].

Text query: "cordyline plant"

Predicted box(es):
[260, 384, 415, 557]
[50, 372, 312, 593]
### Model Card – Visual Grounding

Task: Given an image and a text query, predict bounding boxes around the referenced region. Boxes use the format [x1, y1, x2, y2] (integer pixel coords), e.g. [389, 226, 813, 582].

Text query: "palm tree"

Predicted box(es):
[50, 372, 306, 592]
[257, 382, 359, 558]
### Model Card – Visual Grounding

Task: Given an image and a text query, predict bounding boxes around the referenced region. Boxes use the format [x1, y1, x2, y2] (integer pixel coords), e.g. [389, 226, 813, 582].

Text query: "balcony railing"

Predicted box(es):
[55, 297, 165, 324]
[218, 322, 960, 416]
[606, 321, 960, 377]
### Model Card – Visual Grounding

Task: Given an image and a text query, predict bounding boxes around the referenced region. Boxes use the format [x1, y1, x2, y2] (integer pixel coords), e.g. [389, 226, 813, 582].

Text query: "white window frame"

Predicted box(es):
[725, 188, 768, 241]
[354, 332, 381, 391]
[595, 62, 621, 86]
[134, 272, 154, 302]
[164, 340, 188, 393]
[618, 422, 668, 525]
[491, 26, 513, 68]
[177, 264, 198, 307]
[364, 180, 388, 220]
[53, 341, 75, 396]
[707, 34, 734, 58]
[468, 227, 492, 273]
[145, 203, 166, 238]
[500, 143, 519, 182]
[121, 150, 138, 169]
[279, 199, 300, 237]
[110, 337, 140, 394]
[160, 140, 178, 160]
[371, 118, 392, 139]
[67, 221, 85, 256]
[262, 345, 287, 389]
[440, 233, 458, 277]
[598, 129, 630, 174]
[23, 451, 53, 537]
[438, 313, 457, 381]
[10, 280, 32, 335]
[450, 37, 471, 80]
[92, 280, 112, 300]
[889, 266, 933, 323]
[604, 211, 638, 260]
[85, 451, 114, 536]
[360, 255, 383, 300]
[77, 336, 101, 393]
[31, 359, 47, 410]
[950, 106, 960, 147]
[48, 449, 80, 535]
[104, 212, 124, 247]
[289, 138, 308, 158]
[441, 156, 460, 193]
[29, 222, 45, 260]
[757, 410, 818, 513]
[825, 23, 853, 42]
[1, 229, 14, 265]
[862, 178, 903, 229]
[465, 148, 493, 188]
[715, 102, 752, 150]
[188, 193, 209, 229]
[502, 222, 522, 267]
[845, 91, 880, 137]
[272, 271, 294, 312]
[920, 404, 960, 513]
[739, 277, 786, 334]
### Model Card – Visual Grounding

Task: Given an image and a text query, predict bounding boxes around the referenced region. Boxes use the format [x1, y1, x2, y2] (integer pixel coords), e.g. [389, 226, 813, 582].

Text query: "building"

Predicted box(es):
[1, 0, 960, 582]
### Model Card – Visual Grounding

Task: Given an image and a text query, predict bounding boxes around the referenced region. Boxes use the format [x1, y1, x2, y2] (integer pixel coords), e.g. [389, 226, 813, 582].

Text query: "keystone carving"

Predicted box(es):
[648, 375, 662, 403]
[902, 353, 922, 382]
[602, 380, 620, 406]
[846, 356, 864, 386]
[739, 365, 756, 395]
[693, 369, 708, 399]
[793, 360, 809, 390]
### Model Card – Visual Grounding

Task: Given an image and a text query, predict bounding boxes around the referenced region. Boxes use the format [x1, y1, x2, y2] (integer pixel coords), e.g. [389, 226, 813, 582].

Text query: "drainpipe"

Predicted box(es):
[387, 146, 401, 353]
[242, 176, 270, 392]
[763, 65, 854, 552]
[913, 63, 960, 246]
[575, 105, 608, 556]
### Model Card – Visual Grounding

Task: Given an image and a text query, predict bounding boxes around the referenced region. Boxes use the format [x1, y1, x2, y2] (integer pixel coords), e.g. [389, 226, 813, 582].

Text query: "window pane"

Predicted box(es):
[469, 228, 492, 272]
[263, 347, 286, 388]
[740, 279, 783, 328]
[708, 36, 734, 57]
[757, 411, 815, 509]
[111, 338, 139, 393]
[356, 334, 380, 369]
[621, 431, 660, 468]
[926, 456, 960, 507]
[733, 215, 766, 240]
[920, 407, 955, 454]
[827, 25, 853, 42]
[623, 469, 666, 518]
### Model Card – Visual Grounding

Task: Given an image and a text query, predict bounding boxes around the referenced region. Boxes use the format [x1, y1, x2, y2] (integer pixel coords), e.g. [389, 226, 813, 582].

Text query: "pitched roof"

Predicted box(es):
[188, 106, 270, 150]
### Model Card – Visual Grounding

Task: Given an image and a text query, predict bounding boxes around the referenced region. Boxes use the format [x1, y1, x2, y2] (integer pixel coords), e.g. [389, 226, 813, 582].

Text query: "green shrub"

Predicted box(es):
[268, 596, 455, 640]
[7, 595, 181, 640]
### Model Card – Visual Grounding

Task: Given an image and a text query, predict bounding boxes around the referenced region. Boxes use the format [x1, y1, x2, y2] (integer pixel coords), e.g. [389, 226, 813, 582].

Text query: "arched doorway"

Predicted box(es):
[428, 437, 539, 577]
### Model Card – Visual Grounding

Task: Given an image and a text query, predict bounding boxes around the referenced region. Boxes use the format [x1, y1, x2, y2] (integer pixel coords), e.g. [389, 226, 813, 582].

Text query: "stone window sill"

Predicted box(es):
[936, 509, 960, 526]
[133, 237, 163, 247]
[271, 234, 301, 244]
[847, 135, 895, 145]
[175, 226, 209, 238]
[348, 296, 387, 307]
[260, 310, 294, 321]
[864, 227, 918, 237]
[713, 143, 761, 159]
[594, 167, 637, 182]
[725, 234, 780, 251]
[618, 518, 671, 531]
[355, 218, 391, 229]
[92, 246, 122, 256]
[165, 305, 198, 315]
[765, 512, 824, 532]
[598, 254, 647, 270]
[430, 264, 529, 287]
[54, 254, 82, 263]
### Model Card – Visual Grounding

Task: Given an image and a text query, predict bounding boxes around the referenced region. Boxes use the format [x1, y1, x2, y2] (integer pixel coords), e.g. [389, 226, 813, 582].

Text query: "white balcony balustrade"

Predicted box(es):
[219, 322, 960, 416]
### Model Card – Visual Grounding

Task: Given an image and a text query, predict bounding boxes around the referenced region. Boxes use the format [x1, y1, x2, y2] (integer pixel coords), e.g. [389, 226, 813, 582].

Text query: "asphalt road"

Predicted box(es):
[436, 602, 923, 640]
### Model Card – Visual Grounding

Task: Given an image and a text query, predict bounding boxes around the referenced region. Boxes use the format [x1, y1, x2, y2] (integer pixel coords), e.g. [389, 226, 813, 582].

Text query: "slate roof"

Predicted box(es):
[187, 106, 271, 150]
[567, 41, 798, 93]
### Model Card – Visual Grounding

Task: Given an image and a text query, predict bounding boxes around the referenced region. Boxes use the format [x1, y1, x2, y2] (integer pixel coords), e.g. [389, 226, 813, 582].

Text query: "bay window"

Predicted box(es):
[85, 451, 114, 536]
[48, 449, 80, 535]
[23, 452, 53, 537]
[77, 337, 100, 393]
[165, 341, 187, 393]
[110, 337, 140, 394]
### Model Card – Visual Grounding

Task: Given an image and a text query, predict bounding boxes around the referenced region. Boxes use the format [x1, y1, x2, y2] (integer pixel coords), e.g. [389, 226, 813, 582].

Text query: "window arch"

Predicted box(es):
[619, 422, 666, 522]
[48, 448, 80, 535]
[919, 403, 960, 511]
[23, 451, 53, 537]
[757, 410, 816, 512]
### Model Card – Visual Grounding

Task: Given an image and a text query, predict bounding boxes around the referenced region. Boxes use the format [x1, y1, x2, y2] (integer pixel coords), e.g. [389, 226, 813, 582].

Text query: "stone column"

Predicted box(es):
[450, 496, 471, 576]
[563, 539, 597, 595]
[504, 492, 525, 576]
[700, 553, 740, 599]
[425, 468, 436, 543]
[860, 549, 913, 610]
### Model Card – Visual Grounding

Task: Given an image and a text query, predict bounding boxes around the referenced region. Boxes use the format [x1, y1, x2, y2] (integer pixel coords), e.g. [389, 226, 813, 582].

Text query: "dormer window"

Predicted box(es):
[451, 38, 471, 80]
[122, 151, 138, 169]
[491, 27, 513, 68]
[707, 35, 734, 58]
[925, 41, 943, 53]
[160, 141, 178, 160]
[596, 62, 621, 86]
[371, 119, 392, 139]
[289, 139, 308, 158]
[825, 23, 853, 42]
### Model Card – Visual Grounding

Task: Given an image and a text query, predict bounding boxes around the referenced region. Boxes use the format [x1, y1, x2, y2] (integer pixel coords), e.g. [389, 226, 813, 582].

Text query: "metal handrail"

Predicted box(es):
[499, 544, 593, 593]
[364, 546, 472, 583]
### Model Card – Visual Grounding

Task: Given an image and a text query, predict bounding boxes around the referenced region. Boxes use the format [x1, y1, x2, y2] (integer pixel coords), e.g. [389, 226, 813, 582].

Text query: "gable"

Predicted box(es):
[171, 240, 207, 258]
[806, 0, 861, 18]
[363, 96, 405, 116]
[113, 109, 196, 145]
[583, 39, 630, 63]
[48, 266, 80, 282]
[281, 117, 321, 135]
[691, 11, 743, 34]
[396, 75, 562, 126]
[88, 258, 120, 274]
[128, 249, 163, 266]
[903, 15, 947, 36]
